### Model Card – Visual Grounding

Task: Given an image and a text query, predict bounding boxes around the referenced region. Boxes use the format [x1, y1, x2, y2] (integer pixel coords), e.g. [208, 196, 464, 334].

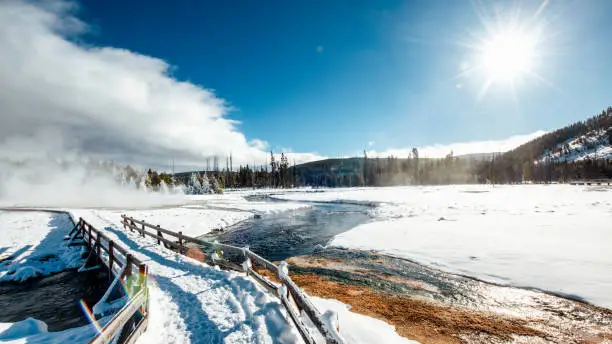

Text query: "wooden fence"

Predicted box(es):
[121, 215, 343, 344]
[70, 218, 150, 344]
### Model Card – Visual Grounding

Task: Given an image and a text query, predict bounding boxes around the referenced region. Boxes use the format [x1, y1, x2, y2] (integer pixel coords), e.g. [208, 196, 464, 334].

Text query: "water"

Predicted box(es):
[0, 267, 109, 331]
[207, 196, 372, 261]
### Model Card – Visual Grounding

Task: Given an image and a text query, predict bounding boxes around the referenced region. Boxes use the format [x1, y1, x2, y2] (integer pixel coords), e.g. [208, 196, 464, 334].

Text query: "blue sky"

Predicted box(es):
[76, 0, 612, 157]
[3, 0, 610, 167]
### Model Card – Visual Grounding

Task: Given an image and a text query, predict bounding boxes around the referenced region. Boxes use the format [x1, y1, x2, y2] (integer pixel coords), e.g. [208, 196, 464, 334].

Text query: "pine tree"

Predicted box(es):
[201, 172, 211, 193]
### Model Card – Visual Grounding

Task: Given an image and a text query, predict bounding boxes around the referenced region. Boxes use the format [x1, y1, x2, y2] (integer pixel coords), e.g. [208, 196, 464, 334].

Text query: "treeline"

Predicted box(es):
[172, 152, 297, 190]
[293, 107, 612, 186]
[144, 107, 612, 189]
[295, 152, 481, 187]
[478, 158, 612, 184]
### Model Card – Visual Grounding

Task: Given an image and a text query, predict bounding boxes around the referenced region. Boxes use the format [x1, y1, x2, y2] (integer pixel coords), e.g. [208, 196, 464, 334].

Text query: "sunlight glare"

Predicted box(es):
[482, 29, 536, 82]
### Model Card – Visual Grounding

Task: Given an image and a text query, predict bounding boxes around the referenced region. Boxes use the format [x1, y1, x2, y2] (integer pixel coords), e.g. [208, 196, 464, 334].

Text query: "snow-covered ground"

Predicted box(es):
[272, 185, 612, 309]
[95, 194, 311, 237]
[0, 206, 412, 344]
[121, 207, 253, 237]
[311, 298, 417, 344]
[0, 211, 84, 282]
[0, 317, 104, 343]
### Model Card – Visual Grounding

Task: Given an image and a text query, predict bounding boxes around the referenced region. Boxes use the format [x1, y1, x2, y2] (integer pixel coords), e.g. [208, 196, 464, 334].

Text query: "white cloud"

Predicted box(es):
[0, 0, 323, 171]
[366, 131, 546, 158]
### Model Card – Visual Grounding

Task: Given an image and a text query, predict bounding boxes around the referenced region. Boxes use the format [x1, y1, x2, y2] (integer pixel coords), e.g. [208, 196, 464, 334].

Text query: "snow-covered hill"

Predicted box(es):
[539, 127, 612, 163]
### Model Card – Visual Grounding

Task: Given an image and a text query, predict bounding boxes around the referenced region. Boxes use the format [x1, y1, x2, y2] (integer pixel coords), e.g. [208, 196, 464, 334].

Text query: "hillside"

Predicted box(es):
[539, 128, 612, 163]
[482, 107, 612, 183]
[501, 107, 612, 164]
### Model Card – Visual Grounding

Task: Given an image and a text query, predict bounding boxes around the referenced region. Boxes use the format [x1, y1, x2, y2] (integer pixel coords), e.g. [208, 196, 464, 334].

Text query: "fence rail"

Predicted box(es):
[71, 218, 150, 344]
[121, 215, 343, 344]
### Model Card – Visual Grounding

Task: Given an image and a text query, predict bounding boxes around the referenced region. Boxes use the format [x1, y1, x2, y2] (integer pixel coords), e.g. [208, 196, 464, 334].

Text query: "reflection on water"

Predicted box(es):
[0, 268, 109, 331]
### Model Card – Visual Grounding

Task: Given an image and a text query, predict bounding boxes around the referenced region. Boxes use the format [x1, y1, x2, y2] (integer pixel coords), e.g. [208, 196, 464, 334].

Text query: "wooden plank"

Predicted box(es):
[88, 290, 148, 344]
[282, 277, 341, 344]
[123, 316, 149, 344]
[248, 268, 280, 295]
[245, 250, 279, 274]
[279, 293, 316, 344]
[123, 223, 182, 250]
[122, 218, 181, 239]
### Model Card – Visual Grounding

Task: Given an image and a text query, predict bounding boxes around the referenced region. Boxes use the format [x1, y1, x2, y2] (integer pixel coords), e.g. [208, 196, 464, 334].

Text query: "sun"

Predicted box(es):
[459, 2, 551, 98]
[481, 29, 536, 82]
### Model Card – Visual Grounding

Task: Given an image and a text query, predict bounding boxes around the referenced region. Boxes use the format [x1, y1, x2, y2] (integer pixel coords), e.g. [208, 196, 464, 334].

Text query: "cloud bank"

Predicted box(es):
[0, 0, 323, 171]
[367, 131, 546, 158]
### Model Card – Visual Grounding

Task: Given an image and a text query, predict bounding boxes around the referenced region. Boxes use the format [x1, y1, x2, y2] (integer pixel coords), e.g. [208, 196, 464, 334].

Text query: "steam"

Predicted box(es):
[0, 0, 323, 169]
[0, 160, 187, 209]
[0, 0, 323, 207]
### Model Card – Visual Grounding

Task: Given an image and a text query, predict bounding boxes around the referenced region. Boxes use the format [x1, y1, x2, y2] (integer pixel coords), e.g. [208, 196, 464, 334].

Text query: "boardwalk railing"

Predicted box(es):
[70, 218, 150, 344]
[121, 215, 343, 344]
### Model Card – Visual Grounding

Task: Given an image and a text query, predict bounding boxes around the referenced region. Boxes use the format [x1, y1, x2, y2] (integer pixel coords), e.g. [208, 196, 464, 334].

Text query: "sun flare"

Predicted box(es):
[461, 2, 551, 98]
[481, 30, 536, 82]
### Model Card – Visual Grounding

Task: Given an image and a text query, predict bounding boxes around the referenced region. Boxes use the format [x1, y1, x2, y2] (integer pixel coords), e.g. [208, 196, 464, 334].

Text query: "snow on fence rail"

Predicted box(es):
[120, 214, 344, 344]
[70, 218, 150, 344]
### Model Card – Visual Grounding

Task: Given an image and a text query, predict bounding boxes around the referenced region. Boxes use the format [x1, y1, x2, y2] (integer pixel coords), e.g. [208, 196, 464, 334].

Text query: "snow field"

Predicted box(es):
[0, 317, 107, 343]
[310, 298, 418, 344]
[275, 185, 612, 309]
[122, 207, 253, 237]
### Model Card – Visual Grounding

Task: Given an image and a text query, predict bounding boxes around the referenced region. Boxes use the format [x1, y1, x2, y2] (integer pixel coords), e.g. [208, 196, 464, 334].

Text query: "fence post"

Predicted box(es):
[138, 264, 147, 291]
[88, 224, 93, 248]
[156, 225, 161, 245]
[96, 232, 101, 263]
[141, 223, 145, 237]
[129, 220, 134, 232]
[124, 254, 133, 277]
[138, 264, 148, 315]
[108, 240, 114, 278]
[124, 254, 133, 293]
[178, 231, 183, 254]
[122, 215, 126, 230]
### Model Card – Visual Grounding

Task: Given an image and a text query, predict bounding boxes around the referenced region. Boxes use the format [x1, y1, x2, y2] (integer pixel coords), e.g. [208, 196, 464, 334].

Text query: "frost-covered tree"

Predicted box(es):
[201, 172, 211, 194]
[185, 172, 202, 195]
[210, 174, 223, 194]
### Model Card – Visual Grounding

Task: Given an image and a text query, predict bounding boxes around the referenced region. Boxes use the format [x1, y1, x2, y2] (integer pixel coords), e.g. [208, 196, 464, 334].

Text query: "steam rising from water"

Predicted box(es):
[0, 160, 186, 209]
